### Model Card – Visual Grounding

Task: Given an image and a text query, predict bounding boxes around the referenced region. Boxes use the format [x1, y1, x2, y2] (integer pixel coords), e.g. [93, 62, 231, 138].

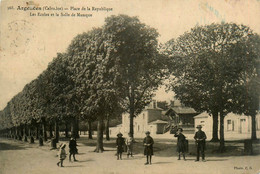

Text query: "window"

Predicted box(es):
[200, 121, 205, 123]
[143, 113, 145, 119]
[227, 120, 233, 131]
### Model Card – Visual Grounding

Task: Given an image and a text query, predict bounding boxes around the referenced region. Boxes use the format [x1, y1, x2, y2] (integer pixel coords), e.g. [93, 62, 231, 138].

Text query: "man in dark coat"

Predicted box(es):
[174, 128, 187, 160]
[194, 125, 207, 162]
[116, 132, 125, 160]
[143, 131, 154, 165]
[69, 137, 78, 162]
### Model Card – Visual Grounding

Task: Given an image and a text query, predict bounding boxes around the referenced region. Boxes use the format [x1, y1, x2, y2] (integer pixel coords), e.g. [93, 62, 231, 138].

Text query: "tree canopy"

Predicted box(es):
[165, 23, 260, 151]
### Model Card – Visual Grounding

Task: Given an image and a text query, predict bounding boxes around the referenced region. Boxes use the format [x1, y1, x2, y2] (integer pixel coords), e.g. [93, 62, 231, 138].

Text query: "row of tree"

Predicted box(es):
[0, 15, 166, 152]
[0, 15, 259, 152]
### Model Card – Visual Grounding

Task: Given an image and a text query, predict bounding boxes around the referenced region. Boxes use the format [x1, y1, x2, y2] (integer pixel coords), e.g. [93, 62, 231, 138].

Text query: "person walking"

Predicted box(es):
[69, 137, 78, 162]
[125, 133, 134, 158]
[194, 125, 207, 162]
[57, 143, 67, 167]
[116, 132, 125, 160]
[143, 131, 154, 165]
[174, 128, 187, 161]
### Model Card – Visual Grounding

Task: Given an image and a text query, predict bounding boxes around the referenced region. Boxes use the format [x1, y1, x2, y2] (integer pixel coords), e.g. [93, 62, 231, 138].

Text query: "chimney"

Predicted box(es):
[170, 100, 175, 107]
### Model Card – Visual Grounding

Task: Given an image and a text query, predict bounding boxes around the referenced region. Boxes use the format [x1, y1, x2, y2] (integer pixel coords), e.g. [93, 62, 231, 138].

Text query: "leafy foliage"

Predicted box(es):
[165, 23, 260, 150]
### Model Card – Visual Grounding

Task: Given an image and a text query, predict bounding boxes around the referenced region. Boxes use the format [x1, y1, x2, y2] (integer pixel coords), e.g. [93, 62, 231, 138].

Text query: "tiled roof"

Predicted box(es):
[149, 119, 168, 124]
[145, 107, 163, 111]
[194, 112, 209, 118]
[166, 106, 197, 115]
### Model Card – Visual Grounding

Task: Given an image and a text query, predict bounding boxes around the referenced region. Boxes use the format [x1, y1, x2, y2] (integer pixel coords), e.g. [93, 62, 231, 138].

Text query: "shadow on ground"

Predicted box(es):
[1, 137, 259, 158]
[0, 142, 29, 151]
[77, 137, 260, 158]
[65, 165, 84, 168]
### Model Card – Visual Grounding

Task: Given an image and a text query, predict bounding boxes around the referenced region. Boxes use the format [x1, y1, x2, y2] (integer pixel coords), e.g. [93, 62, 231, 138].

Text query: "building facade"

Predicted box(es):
[194, 112, 260, 139]
[110, 100, 169, 136]
[164, 100, 197, 133]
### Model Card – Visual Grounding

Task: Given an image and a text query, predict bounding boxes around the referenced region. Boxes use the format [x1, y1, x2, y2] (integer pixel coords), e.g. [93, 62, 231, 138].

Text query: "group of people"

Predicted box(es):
[57, 125, 207, 167]
[116, 125, 207, 165]
[116, 132, 134, 160]
[57, 137, 78, 167]
[116, 131, 153, 164]
[174, 125, 207, 162]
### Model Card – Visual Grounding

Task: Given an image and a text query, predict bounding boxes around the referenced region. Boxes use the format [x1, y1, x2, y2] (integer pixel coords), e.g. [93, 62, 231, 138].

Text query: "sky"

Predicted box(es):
[0, 0, 260, 110]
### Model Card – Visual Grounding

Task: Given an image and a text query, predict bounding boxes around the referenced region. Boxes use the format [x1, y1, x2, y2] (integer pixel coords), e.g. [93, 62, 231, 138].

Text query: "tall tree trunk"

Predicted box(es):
[23, 124, 28, 142]
[42, 118, 47, 141]
[219, 111, 225, 152]
[129, 112, 134, 137]
[49, 123, 53, 138]
[71, 118, 77, 138]
[251, 114, 257, 140]
[15, 126, 18, 139]
[88, 120, 93, 139]
[12, 127, 16, 138]
[251, 93, 258, 140]
[71, 118, 80, 138]
[94, 116, 104, 152]
[105, 115, 110, 141]
[75, 117, 80, 138]
[36, 124, 39, 139]
[18, 125, 23, 140]
[28, 126, 31, 137]
[20, 125, 24, 137]
[55, 119, 59, 143]
[65, 122, 69, 138]
[129, 85, 135, 137]
[211, 111, 219, 142]
[28, 126, 34, 143]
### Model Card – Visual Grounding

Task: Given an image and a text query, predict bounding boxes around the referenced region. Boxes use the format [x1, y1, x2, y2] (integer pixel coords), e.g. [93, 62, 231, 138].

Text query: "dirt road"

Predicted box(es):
[0, 138, 259, 174]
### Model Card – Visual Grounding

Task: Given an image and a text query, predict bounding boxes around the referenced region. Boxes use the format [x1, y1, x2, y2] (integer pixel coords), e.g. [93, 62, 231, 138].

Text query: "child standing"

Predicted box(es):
[125, 133, 134, 158]
[143, 131, 154, 165]
[174, 128, 187, 161]
[57, 143, 67, 167]
[116, 132, 125, 160]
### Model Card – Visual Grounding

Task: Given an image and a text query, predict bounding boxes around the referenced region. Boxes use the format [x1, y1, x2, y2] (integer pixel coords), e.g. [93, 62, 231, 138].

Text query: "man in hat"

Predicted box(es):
[143, 131, 154, 165]
[194, 125, 207, 162]
[116, 132, 125, 160]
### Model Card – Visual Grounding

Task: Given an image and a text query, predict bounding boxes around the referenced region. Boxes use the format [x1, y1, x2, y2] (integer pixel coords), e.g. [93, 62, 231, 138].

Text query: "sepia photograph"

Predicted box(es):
[0, 0, 260, 174]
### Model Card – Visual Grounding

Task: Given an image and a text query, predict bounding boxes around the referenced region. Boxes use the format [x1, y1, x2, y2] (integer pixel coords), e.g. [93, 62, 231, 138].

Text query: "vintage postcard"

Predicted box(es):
[0, 0, 260, 174]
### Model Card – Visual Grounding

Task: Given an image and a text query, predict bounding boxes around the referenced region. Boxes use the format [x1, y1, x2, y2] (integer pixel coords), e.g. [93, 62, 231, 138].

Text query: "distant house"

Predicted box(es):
[109, 124, 123, 136]
[110, 100, 169, 136]
[110, 100, 200, 136]
[164, 100, 197, 133]
[194, 112, 260, 136]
